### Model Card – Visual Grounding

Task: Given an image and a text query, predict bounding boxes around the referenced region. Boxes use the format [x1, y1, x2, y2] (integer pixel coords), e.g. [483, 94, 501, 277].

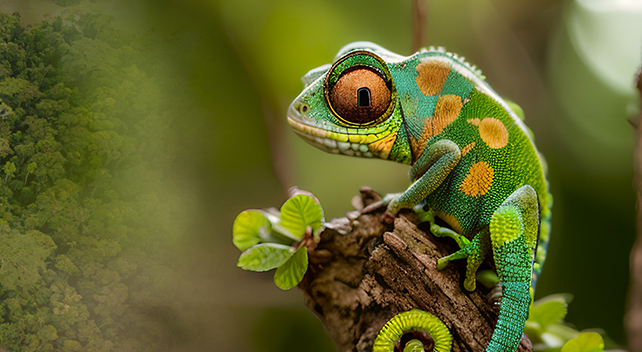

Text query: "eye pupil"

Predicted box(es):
[357, 87, 371, 107]
[301, 104, 308, 113]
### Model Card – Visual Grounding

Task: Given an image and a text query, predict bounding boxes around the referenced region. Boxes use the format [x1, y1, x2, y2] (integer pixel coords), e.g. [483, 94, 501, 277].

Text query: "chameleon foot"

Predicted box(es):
[429, 215, 490, 292]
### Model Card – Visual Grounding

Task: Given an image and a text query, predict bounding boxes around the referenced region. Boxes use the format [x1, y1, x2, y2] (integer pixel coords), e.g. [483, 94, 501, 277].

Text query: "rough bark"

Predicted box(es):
[299, 188, 533, 352]
[628, 68, 642, 352]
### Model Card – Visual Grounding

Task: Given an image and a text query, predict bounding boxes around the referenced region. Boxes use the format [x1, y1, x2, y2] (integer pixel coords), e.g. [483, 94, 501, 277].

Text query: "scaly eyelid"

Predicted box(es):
[301, 64, 331, 88]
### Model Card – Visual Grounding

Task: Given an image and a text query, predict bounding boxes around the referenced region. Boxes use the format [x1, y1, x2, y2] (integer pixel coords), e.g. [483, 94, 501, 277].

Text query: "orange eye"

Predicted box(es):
[329, 68, 391, 124]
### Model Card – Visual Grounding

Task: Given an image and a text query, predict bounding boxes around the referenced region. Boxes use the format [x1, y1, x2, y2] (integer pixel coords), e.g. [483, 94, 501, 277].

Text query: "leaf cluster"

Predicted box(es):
[525, 294, 623, 352]
[232, 194, 324, 290]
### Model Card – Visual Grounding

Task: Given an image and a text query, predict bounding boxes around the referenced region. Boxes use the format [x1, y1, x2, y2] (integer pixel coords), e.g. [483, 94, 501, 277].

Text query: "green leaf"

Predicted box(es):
[232, 210, 270, 250]
[280, 194, 324, 238]
[274, 246, 308, 290]
[561, 332, 604, 352]
[237, 243, 293, 272]
[529, 299, 568, 330]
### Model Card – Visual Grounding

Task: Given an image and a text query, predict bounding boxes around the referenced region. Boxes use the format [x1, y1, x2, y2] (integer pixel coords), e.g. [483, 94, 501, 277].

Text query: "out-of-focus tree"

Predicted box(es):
[0, 11, 183, 351]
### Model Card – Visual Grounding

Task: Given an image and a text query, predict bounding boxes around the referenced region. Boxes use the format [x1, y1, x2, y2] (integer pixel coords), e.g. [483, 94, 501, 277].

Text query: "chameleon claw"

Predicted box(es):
[463, 276, 477, 292]
[386, 198, 401, 215]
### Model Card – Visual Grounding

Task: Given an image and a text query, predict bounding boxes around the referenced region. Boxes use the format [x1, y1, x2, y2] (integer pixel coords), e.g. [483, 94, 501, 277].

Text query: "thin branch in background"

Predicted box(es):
[412, 0, 427, 53]
[629, 67, 642, 352]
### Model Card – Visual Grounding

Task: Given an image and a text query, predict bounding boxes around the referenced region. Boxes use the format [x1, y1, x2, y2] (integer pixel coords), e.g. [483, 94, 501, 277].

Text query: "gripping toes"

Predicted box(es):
[429, 213, 489, 292]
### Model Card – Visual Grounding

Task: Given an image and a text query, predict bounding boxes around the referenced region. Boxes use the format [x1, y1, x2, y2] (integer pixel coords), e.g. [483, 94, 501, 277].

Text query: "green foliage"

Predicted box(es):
[237, 243, 294, 272]
[279, 194, 324, 236]
[525, 295, 621, 352]
[274, 247, 308, 290]
[528, 294, 570, 332]
[232, 210, 270, 250]
[561, 333, 604, 352]
[232, 193, 324, 290]
[0, 10, 182, 351]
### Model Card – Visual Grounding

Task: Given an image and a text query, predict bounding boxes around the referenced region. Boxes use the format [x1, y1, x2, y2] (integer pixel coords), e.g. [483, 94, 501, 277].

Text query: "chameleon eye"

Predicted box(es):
[329, 67, 391, 124]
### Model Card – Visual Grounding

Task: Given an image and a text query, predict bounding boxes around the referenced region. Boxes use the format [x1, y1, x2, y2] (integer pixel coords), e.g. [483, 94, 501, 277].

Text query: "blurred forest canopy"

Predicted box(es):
[0, 11, 185, 351]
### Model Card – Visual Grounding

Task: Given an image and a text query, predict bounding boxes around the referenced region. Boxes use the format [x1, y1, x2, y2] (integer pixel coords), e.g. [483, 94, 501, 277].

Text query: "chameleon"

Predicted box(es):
[286, 42, 552, 351]
[374, 309, 452, 352]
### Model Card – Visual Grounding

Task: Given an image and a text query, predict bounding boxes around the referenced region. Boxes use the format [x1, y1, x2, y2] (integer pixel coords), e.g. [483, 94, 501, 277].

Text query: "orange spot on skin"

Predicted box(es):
[461, 142, 475, 157]
[432, 95, 463, 136]
[410, 119, 433, 162]
[479, 118, 508, 149]
[409, 95, 463, 162]
[369, 133, 397, 159]
[467, 118, 480, 126]
[416, 61, 451, 96]
[459, 161, 494, 197]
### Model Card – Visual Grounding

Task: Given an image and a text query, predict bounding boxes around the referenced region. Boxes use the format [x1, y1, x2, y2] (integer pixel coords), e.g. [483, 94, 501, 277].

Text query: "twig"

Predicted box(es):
[628, 67, 642, 352]
[412, 0, 427, 53]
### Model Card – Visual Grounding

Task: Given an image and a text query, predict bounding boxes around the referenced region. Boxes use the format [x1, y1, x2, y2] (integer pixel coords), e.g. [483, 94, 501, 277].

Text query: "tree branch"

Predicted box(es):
[628, 67, 642, 352]
[412, 0, 427, 53]
[298, 190, 533, 351]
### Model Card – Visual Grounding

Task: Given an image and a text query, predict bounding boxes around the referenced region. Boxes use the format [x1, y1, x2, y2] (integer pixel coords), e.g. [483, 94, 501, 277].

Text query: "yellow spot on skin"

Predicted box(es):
[366, 134, 377, 143]
[437, 212, 463, 234]
[459, 161, 494, 197]
[461, 142, 475, 157]
[416, 60, 451, 96]
[327, 131, 349, 142]
[479, 118, 508, 149]
[348, 134, 362, 143]
[467, 118, 480, 126]
[490, 206, 523, 247]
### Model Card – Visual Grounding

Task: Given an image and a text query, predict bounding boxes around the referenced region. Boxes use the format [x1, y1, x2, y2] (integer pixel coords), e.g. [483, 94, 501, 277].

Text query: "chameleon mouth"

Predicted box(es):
[287, 104, 378, 158]
[287, 117, 376, 157]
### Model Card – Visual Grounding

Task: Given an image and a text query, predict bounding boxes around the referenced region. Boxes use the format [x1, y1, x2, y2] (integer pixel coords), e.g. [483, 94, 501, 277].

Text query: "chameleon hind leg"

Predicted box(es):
[421, 207, 490, 292]
[430, 217, 490, 292]
[486, 185, 539, 352]
[430, 185, 538, 352]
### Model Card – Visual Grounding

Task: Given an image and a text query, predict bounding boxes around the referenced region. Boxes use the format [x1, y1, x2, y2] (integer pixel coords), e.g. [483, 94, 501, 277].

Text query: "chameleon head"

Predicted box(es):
[288, 43, 406, 160]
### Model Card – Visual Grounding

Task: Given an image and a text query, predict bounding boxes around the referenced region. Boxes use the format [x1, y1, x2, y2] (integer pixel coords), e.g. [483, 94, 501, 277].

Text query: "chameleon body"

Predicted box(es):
[287, 42, 552, 352]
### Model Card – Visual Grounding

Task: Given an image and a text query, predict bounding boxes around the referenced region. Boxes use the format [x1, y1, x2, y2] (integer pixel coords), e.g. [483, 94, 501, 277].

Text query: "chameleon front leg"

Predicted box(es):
[486, 185, 539, 352]
[387, 139, 461, 214]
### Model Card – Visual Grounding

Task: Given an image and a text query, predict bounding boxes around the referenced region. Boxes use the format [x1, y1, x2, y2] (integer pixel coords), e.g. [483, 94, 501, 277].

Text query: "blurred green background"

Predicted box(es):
[0, 0, 640, 351]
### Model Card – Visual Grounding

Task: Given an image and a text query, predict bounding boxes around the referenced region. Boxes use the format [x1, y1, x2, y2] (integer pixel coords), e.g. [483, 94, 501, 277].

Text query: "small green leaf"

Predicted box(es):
[561, 332, 604, 352]
[528, 295, 569, 329]
[280, 195, 323, 238]
[232, 210, 270, 251]
[274, 246, 308, 290]
[237, 243, 293, 272]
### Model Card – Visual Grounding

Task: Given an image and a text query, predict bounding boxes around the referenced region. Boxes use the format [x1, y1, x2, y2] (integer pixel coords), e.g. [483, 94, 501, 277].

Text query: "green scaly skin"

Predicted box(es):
[287, 42, 552, 352]
[373, 309, 452, 352]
